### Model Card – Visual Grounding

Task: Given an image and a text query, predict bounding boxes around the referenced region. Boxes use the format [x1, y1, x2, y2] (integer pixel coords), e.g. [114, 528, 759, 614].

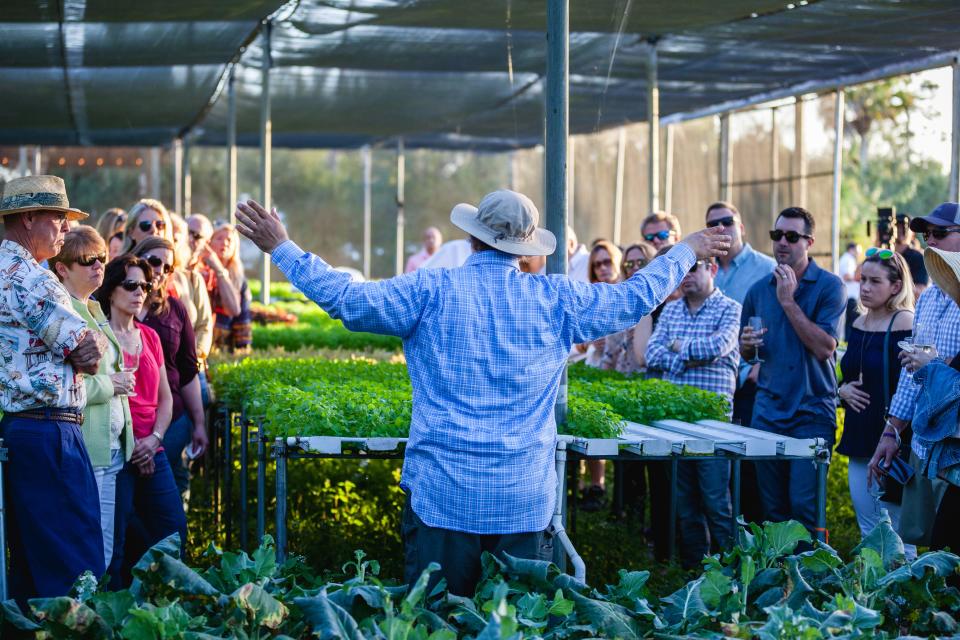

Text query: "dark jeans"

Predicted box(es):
[163, 412, 192, 496]
[1, 414, 104, 605]
[108, 453, 187, 588]
[753, 421, 834, 533]
[732, 380, 764, 525]
[677, 459, 734, 569]
[402, 496, 553, 597]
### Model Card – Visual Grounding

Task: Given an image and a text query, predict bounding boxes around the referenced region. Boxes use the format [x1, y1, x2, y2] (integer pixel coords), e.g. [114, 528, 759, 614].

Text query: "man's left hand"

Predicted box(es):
[774, 264, 798, 306]
[235, 199, 290, 254]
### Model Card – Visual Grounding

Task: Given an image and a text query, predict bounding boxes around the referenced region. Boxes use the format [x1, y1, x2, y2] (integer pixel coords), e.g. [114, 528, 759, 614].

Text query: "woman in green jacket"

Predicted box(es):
[49, 226, 135, 569]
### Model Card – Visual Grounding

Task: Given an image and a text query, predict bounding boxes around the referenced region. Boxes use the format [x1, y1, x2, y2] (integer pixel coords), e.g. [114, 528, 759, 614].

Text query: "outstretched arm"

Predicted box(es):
[235, 200, 427, 338]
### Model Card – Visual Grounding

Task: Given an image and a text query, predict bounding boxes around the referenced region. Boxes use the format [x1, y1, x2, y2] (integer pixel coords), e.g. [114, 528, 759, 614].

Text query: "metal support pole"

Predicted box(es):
[257, 429, 266, 542]
[182, 136, 192, 215]
[831, 89, 845, 272]
[275, 438, 288, 563]
[395, 139, 406, 277]
[663, 124, 675, 214]
[239, 417, 249, 550]
[552, 440, 586, 581]
[227, 66, 238, 224]
[731, 458, 742, 525]
[173, 138, 184, 215]
[795, 97, 807, 208]
[612, 127, 626, 246]
[546, 0, 569, 427]
[770, 108, 779, 217]
[668, 457, 678, 560]
[260, 21, 273, 305]
[815, 454, 829, 544]
[0, 439, 8, 601]
[719, 114, 731, 202]
[33, 146, 42, 175]
[362, 145, 372, 279]
[149, 148, 161, 199]
[647, 43, 660, 213]
[951, 59, 960, 202]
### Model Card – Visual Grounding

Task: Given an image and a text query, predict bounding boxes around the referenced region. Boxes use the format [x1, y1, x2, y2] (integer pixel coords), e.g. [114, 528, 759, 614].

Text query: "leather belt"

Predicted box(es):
[8, 408, 83, 425]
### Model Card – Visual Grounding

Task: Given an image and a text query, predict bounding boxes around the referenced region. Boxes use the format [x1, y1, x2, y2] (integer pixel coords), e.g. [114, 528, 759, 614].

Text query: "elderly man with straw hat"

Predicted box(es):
[235, 189, 729, 595]
[0, 175, 106, 602]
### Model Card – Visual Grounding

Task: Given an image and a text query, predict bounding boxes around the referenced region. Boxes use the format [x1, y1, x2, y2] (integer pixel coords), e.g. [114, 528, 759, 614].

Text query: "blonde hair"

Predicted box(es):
[620, 242, 656, 279]
[641, 211, 682, 238]
[212, 222, 244, 288]
[122, 198, 172, 253]
[588, 240, 623, 284]
[48, 226, 106, 280]
[861, 252, 915, 313]
[96, 207, 126, 242]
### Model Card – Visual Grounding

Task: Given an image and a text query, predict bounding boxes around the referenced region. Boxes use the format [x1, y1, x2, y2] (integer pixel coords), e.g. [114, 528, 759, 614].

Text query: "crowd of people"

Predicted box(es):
[5, 169, 960, 600]
[0, 175, 251, 603]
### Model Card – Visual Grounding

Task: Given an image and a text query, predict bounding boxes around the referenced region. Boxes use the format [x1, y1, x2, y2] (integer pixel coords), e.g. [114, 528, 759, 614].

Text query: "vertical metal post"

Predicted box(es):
[719, 114, 731, 202]
[770, 108, 779, 217]
[950, 59, 960, 202]
[257, 429, 266, 541]
[815, 454, 829, 543]
[18, 147, 27, 177]
[668, 457, 678, 560]
[663, 124, 675, 214]
[260, 21, 273, 305]
[795, 96, 807, 208]
[831, 89, 845, 272]
[731, 458, 742, 524]
[647, 42, 660, 213]
[362, 145, 372, 279]
[239, 417, 249, 550]
[182, 135, 192, 215]
[227, 66, 238, 224]
[173, 138, 184, 214]
[545, 0, 569, 428]
[274, 438, 288, 563]
[395, 139, 406, 277]
[612, 127, 627, 245]
[149, 148, 161, 199]
[33, 146, 42, 174]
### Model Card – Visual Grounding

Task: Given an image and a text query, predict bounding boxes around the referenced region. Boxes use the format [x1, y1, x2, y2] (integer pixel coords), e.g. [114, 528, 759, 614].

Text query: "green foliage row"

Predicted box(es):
[4, 515, 958, 639]
[211, 359, 728, 440]
[250, 300, 403, 353]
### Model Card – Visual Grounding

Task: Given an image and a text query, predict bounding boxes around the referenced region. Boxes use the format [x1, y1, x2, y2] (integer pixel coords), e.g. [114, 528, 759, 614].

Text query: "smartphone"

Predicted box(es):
[879, 457, 914, 485]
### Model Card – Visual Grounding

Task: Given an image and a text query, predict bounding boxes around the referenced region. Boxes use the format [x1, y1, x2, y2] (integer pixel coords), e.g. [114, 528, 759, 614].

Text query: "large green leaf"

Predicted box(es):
[660, 578, 709, 631]
[877, 550, 960, 587]
[569, 591, 643, 640]
[699, 570, 732, 611]
[231, 582, 289, 630]
[29, 597, 113, 637]
[498, 553, 561, 591]
[760, 521, 811, 564]
[784, 557, 814, 610]
[0, 599, 41, 633]
[293, 592, 364, 640]
[132, 554, 223, 603]
[89, 590, 136, 629]
[798, 546, 842, 574]
[852, 511, 905, 570]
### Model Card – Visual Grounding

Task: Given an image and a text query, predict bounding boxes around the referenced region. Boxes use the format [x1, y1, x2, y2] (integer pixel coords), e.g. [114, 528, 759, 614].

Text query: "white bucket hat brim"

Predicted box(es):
[925, 247, 960, 307]
[450, 193, 557, 257]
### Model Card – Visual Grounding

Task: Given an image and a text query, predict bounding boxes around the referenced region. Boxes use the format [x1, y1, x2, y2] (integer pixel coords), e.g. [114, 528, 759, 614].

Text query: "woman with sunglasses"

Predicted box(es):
[48, 227, 137, 570]
[96, 208, 127, 260]
[93, 255, 184, 587]
[122, 199, 172, 253]
[599, 242, 657, 375]
[837, 248, 915, 558]
[131, 237, 208, 503]
[209, 222, 252, 354]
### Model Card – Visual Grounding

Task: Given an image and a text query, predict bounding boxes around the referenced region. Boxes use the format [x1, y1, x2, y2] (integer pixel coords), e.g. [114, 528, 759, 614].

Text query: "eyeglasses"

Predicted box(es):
[688, 260, 711, 273]
[75, 254, 107, 267]
[769, 229, 812, 243]
[865, 247, 895, 260]
[622, 259, 647, 271]
[138, 219, 166, 233]
[706, 216, 736, 228]
[144, 255, 174, 275]
[120, 280, 153, 293]
[591, 258, 613, 270]
[923, 226, 960, 240]
[644, 230, 672, 242]
[188, 230, 206, 242]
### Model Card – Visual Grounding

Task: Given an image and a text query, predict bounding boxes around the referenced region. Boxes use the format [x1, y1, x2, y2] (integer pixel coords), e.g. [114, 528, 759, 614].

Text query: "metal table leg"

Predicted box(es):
[815, 452, 829, 543]
[731, 457, 741, 534]
[274, 438, 288, 563]
[668, 457, 678, 561]
[257, 426, 266, 543]
[239, 417, 249, 550]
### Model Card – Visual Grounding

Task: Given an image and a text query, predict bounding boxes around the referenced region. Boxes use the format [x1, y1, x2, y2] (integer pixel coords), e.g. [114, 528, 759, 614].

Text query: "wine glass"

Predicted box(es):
[913, 321, 935, 355]
[748, 316, 764, 364]
[119, 336, 142, 397]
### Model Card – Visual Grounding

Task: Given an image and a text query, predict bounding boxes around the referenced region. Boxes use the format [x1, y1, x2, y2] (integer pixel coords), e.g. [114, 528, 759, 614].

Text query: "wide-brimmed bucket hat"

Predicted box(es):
[450, 189, 556, 256]
[925, 247, 960, 307]
[0, 175, 88, 221]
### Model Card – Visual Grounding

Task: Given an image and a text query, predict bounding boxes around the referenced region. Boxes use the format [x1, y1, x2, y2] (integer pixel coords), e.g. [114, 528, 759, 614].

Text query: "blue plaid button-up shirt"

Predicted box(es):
[272, 239, 696, 534]
[645, 289, 742, 416]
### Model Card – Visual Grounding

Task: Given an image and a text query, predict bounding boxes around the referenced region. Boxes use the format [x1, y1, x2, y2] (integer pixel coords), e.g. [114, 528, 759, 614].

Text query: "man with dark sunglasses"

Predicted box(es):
[739, 206, 845, 535]
[641, 211, 681, 250]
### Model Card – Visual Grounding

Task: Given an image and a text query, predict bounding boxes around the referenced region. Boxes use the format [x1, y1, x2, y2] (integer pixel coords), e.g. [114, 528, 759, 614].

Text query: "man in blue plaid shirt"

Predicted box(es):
[646, 257, 740, 568]
[235, 191, 729, 595]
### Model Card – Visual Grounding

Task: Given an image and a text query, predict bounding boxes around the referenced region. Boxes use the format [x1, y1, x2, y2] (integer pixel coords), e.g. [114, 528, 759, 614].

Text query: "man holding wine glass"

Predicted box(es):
[739, 207, 846, 534]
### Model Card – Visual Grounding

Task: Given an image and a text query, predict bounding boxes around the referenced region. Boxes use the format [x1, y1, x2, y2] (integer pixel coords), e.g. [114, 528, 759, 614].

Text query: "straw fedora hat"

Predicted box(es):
[0, 175, 88, 221]
[450, 189, 556, 256]
[924, 247, 960, 306]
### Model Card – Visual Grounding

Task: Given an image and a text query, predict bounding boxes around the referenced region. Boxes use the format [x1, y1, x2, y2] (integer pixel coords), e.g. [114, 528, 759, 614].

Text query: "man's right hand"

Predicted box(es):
[680, 226, 731, 260]
[68, 331, 105, 375]
[739, 325, 765, 358]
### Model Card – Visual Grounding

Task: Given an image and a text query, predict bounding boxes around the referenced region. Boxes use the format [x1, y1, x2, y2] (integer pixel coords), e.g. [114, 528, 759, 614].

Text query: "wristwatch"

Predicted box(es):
[151, 430, 163, 444]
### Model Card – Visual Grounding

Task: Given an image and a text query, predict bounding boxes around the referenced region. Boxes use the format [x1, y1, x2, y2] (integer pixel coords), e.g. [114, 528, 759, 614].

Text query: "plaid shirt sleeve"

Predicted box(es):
[682, 299, 742, 362]
[645, 301, 685, 375]
[272, 240, 428, 338]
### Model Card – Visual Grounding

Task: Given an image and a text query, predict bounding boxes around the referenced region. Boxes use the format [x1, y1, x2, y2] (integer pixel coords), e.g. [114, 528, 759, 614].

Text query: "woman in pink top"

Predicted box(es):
[94, 255, 186, 588]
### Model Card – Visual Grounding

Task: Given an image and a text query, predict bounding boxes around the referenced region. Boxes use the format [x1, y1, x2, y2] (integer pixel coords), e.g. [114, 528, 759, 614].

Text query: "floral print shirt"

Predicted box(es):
[0, 239, 88, 412]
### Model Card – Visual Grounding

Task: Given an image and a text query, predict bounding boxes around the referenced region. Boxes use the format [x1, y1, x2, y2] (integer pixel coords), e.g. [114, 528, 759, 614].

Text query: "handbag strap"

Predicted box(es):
[882, 310, 905, 413]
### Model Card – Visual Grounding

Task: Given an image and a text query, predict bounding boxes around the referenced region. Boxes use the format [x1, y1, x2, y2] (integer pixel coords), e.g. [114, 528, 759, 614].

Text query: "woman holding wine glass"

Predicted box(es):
[94, 254, 185, 587]
[48, 226, 136, 570]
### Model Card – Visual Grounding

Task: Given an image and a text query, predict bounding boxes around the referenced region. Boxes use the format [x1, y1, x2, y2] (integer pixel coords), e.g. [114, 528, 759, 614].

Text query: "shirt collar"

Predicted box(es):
[1, 238, 38, 264]
[464, 249, 520, 270]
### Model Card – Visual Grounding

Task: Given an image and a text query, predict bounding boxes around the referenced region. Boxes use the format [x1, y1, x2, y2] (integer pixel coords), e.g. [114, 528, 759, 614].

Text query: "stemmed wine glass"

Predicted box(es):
[119, 334, 142, 397]
[748, 316, 765, 364]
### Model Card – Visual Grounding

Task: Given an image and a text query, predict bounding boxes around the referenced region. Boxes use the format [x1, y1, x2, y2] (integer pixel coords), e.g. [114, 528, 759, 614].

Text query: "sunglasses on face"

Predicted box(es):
[622, 259, 647, 271]
[144, 255, 174, 275]
[592, 258, 613, 270]
[120, 280, 153, 293]
[138, 219, 166, 233]
[644, 230, 672, 242]
[769, 229, 812, 243]
[75, 254, 107, 267]
[688, 260, 711, 274]
[706, 216, 736, 228]
[188, 230, 206, 242]
[865, 247, 895, 260]
[923, 226, 960, 240]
